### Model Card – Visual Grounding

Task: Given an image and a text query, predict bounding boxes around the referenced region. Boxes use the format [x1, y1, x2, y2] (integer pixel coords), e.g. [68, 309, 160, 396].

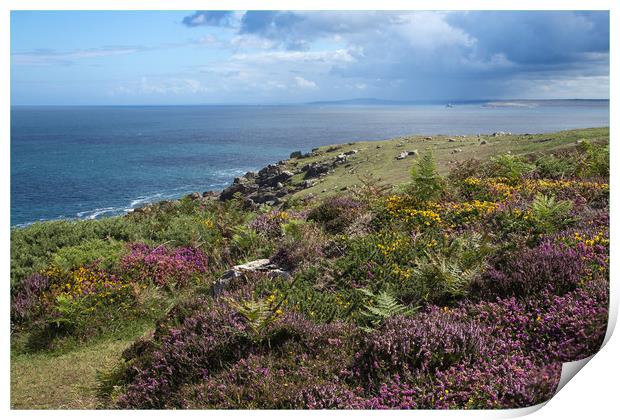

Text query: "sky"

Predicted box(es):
[10, 10, 610, 105]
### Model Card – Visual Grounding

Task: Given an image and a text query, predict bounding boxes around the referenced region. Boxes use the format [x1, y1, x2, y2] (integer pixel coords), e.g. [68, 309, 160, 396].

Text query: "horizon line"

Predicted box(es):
[10, 98, 611, 107]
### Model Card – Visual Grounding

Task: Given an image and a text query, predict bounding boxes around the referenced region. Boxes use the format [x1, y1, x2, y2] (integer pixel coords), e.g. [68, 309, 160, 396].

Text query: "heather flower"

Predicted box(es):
[250, 210, 307, 238]
[531, 281, 608, 362]
[11, 273, 51, 323]
[117, 300, 249, 408]
[353, 312, 490, 384]
[120, 243, 208, 288]
[421, 357, 562, 409]
[294, 383, 366, 409]
[362, 375, 419, 409]
[479, 240, 588, 298]
[117, 309, 356, 409]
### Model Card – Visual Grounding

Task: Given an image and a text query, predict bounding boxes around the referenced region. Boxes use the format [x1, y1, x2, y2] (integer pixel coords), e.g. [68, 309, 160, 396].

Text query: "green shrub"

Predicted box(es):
[577, 141, 609, 178]
[230, 226, 272, 261]
[254, 268, 351, 323]
[11, 217, 140, 286]
[408, 148, 444, 202]
[405, 233, 493, 305]
[534, 153, 577, 179]
[529, 194, 574, 234]
[51, 238, 124, 273]
[487, 154, 534, 181]
[307, 197, 364, 234]
[155, 214, 220, 248]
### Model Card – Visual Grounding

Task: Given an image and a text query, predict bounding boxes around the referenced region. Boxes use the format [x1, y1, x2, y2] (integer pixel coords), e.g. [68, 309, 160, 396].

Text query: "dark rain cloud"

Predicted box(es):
[446, 11, 609, 66]
[180, 10, 609, 99]
[239, 11, 307, 50]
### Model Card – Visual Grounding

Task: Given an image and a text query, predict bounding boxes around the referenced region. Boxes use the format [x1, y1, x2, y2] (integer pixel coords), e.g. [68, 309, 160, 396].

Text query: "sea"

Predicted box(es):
[10, 100, 609, 227]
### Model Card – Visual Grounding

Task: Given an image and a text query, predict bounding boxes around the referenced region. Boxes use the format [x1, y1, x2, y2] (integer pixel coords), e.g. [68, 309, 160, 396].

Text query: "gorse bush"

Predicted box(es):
[18, 263, 147, 349]
[10, 217, 139, 286]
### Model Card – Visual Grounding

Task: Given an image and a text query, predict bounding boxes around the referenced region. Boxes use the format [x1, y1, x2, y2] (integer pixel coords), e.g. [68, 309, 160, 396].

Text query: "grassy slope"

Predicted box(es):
[9, 127, 609, 409]
[285, 127, 608, 201]
[11, 320, 153, 409]
[11, 340, 130, 409]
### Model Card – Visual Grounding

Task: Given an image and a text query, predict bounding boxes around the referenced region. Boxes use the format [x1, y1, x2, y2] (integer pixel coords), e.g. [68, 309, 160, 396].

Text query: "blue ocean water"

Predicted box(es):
[11, 100, 609, 226]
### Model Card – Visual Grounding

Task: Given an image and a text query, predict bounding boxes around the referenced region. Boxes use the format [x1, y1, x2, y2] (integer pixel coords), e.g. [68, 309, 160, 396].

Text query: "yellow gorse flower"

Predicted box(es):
[465, 177, 609, 197]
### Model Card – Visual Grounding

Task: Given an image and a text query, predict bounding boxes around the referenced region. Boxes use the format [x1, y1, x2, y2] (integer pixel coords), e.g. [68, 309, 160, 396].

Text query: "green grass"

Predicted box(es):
[286, 127, 608, 201]
[11, 320, 153, 409]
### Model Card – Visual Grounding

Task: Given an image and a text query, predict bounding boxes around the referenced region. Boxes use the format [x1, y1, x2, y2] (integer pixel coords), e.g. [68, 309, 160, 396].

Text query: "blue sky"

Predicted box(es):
[10, 10, 610, 105]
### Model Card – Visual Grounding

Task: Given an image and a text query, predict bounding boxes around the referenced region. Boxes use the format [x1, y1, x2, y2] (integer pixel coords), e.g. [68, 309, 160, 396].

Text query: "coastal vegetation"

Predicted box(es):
[10, 127, 609, 409]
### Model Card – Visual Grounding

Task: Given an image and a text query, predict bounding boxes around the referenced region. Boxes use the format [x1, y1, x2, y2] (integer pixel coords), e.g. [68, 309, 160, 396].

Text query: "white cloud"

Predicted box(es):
[294, 76, 317, 89]
[12, 46, 143, 66]
[395, 12, 476, 49]
[110, 77, 211, 96]
[230, 48, 356, 64]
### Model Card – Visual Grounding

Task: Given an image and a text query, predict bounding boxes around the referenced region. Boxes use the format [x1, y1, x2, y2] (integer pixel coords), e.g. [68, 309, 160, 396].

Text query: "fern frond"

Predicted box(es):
[359, 289, 414, 331]
[225, 297, 276, 335]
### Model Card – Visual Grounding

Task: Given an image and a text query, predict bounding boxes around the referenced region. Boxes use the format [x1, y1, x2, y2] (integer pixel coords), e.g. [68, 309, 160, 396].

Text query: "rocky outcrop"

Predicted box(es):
[220, 178, 259, 201]
[218, 147, 360, 207]
[212, 259, 290, 297]
[220, 164, 295, 206]
[303, 162, 331, 179]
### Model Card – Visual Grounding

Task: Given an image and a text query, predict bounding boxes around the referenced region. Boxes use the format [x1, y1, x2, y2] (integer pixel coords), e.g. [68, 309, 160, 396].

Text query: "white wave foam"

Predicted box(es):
[77, 206, 124, 219]
[213, 167, 251, 179]
[19, 169, 255, 226]
[130, 193, 163, 208]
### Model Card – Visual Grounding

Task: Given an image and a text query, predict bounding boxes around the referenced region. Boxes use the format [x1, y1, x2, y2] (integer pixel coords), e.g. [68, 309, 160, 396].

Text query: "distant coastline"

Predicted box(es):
[11, 98, 610, 108]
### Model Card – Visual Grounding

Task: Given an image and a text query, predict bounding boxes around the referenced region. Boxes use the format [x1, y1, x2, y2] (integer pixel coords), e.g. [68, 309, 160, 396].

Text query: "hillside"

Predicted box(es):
[214, 127, 608, 207]
[10, 127, 609, 409]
